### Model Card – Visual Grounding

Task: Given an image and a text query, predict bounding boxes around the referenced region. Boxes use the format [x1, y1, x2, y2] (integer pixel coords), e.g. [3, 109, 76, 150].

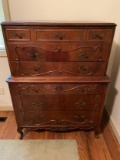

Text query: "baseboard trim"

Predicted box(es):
[0, 105, 13, 111]
[109, 116, 120, 145]
[105, 109, 120, 145]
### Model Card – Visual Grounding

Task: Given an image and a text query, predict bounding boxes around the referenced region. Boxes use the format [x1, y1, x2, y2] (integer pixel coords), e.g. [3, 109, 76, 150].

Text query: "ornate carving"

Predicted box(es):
[16, 84, 98, 94]
[15, 84, 100, 112]
[14, 45, 103, 60]
[19, 62, 102, 76]
[22, 114, 95, 126]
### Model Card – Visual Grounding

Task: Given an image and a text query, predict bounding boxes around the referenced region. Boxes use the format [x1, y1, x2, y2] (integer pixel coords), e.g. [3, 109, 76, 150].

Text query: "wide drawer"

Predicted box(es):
[15, 94, 102, 111]
[12, 83, 106, 95]
[7, 43, 110, 62]
[10, 61, 107, 76]
[5, 27, 31, 41]
[86, 29, 114, 43]
[34, 29, 84, 41]
[19, 111, 99, 126]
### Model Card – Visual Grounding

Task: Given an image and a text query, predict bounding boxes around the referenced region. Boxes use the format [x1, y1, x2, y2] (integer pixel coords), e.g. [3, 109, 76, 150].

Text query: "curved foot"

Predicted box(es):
[17, 128, 24, 140]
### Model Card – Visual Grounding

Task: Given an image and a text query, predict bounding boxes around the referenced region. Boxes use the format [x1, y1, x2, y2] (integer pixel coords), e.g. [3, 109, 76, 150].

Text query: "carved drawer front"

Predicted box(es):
[7, 43, 110, 62]
[34, 29, 84, 41]
[86, 29, 114, 43]
[13, 83, 105, 95]
[5, 28, 31, 41]
[19, 111, 99, 126]
[15, 94, 102, 111]
[10, 61, 107, 76]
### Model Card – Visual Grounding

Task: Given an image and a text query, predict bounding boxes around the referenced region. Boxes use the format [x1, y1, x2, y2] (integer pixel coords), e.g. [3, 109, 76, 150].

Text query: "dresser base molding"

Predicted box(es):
[17, 126, 99, 139]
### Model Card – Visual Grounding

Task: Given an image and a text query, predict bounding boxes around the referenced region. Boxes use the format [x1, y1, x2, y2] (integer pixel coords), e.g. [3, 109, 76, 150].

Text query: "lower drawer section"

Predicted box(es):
[19, 111, 99, 126]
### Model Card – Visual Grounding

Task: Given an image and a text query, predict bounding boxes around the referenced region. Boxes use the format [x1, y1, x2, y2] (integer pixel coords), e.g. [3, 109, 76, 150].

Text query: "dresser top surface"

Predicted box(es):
[1, 21, 116, 27]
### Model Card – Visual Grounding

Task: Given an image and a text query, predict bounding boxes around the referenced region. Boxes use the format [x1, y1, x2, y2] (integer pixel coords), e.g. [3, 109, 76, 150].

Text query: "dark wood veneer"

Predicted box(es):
[2, 21, 116, 139]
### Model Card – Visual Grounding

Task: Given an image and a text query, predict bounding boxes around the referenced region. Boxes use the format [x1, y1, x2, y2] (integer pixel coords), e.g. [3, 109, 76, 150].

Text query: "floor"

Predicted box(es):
[0, 111, 119, 160]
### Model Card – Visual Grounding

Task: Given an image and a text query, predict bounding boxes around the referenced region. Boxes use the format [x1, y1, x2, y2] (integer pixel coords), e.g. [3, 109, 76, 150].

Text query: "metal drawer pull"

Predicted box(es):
[55, 86, 63, 91]
[78, 66, 88, 71]
[74, 115, 85, 119]
[75, 102, 86, 106]
[78, 53, 89, 59]
[92, 34, 104, 39]
[28, 52, 39, 58]
[53, 33, 65, 40]
[32, 102, 43, 107]
[30, 66, 41, 72]
[12, 32, 25, 39]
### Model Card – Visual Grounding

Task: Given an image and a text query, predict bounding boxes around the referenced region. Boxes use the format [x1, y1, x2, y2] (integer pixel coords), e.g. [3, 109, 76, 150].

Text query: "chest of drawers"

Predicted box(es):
[1, 21, 116, 139]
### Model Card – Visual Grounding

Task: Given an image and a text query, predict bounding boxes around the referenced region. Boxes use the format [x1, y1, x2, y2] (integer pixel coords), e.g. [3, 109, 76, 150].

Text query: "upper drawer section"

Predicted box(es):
[5, 27, 31, 41]
[86, 29, 114, 43]
[3, 25, 115, 43]
[34, 29, 84, 42]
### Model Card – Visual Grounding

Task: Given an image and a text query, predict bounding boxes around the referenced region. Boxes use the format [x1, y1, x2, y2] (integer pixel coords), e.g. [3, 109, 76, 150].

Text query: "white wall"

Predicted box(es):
[0, 0, 120, 142]
[0, 57, 12, 109]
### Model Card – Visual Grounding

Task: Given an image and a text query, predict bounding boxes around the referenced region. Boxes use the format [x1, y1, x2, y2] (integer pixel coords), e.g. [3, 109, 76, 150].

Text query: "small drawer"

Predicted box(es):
[86, 29, 114, 43]
[15, 94, 102, 111]
[34, 29, 84, 41]
[19, 111, 99, 126]
[5, 28, 31, 41]
[7, 43, 110, 62]
[10, 61, 107, 77]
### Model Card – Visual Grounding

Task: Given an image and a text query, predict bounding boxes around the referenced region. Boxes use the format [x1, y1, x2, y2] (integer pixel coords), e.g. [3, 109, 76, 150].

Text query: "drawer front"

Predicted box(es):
[5, 28, 31, 41]
[15, 94, 102, 111]
[7, 43, 110, 62]
[12, 83, 106, 95]
[10, 61, 107, 76]
[34, 29, 84, 41]
[19, 111, 99, 126]
[86, 29, 114, 43]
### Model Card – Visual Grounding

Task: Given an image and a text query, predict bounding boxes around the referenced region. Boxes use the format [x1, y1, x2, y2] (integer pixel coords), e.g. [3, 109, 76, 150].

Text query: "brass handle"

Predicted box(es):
[12, 32, 25, 39]
[74, 115, 85, 119]
[34, 115, 44, 119]
[32, 102, 43, 107]
[30, 66, 40, 72]
[53, 33, 65, 40]
[78, 66, 88, 71]
[78, 53, 89, 59]
[28, 52, 39, 58]
[92, 34, 104, 39]
[55, 86, 63, 91]
[75, 102, 86, 106]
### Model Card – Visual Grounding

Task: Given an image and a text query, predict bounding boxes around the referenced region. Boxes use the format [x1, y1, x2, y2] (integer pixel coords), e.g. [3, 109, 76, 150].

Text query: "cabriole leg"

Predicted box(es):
[17, 128, 24, 139]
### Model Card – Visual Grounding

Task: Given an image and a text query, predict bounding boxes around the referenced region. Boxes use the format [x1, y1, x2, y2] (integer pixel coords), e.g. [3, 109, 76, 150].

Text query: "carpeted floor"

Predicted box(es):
[0, 140, 79, 160]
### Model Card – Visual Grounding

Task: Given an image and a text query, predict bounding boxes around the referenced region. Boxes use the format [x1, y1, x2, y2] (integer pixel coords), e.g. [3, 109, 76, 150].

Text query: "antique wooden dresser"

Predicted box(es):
[1, 21, 116, 139]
